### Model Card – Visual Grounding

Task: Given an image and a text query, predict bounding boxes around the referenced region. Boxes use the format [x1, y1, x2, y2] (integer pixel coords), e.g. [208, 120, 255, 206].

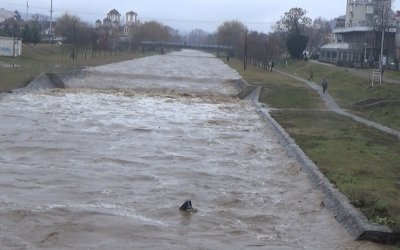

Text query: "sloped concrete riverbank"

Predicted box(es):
[0, 50, 391, 249]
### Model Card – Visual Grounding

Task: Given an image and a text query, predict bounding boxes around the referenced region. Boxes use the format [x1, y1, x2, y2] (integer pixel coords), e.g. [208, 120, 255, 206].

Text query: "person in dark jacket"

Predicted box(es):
[322, 78, 328, 93]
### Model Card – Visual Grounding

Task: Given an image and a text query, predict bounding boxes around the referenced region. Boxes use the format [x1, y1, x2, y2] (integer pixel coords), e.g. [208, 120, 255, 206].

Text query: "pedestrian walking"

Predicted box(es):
[322, 78, 328, 93]
[381, 67, 384, 76]
[270, 61, 274, 72]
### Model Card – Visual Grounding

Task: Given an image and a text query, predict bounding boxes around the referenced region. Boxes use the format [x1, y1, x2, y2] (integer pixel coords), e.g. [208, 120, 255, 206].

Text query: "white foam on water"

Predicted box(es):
[0, 50, 388, 250]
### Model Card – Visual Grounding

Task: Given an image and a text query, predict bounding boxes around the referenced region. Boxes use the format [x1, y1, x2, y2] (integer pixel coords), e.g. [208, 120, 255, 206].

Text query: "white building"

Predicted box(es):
[0, 36, 22, 57]
[0, 8, 16, 22]
[319, 0, 399, 67]
[95, 9, 138, 38]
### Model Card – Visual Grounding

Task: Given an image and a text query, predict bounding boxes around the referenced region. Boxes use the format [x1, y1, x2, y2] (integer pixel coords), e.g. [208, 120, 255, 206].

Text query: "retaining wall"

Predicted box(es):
[236, 79, 400, 244]
[235, 78, 257, 99]
[10, 70, 86, 94]
[351, 97, 399, 110]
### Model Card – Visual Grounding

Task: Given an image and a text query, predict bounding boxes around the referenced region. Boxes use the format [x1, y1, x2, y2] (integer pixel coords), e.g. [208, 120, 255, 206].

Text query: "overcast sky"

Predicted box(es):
[2, 0, 400, 33]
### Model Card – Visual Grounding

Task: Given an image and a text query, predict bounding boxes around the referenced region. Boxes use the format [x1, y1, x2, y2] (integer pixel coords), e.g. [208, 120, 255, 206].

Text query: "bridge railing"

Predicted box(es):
[140, 41, 233, 50]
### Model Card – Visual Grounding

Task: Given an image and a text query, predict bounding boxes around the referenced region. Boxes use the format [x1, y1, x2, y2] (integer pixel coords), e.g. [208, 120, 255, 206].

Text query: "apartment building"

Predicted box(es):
[319, 0, 399, 67]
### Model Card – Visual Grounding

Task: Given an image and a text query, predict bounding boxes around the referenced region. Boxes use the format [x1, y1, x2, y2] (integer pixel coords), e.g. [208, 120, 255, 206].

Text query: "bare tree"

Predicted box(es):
[308, 17, 332, 55]
[188, 29, 208, 44]
[55, 13, 94, 60]
[54, 13, 81, 44]
[373, 0, 396, 67]
[31, 13, 50, 25]
[141, 21, 171, 42]
[204, 32, 217, 45]
[273, 7, 312, 39]
[128, 24, 141, 53]
[264, 31, 284, 63]
[273, 7, 312, 59]
[90, 28, 99, 58]
[168, 26, 182, 43]
[244, 30, 285, 69]
[216, 20, 247, 47]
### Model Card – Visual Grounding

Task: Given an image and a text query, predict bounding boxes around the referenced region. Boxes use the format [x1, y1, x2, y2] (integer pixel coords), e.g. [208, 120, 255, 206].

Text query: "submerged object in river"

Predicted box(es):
[179, 200, 198, 212]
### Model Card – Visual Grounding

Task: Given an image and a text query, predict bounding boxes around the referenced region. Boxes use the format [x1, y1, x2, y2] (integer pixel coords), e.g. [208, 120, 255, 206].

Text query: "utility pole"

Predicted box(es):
[379, 1, 390, 70]
[12, 26, 15, 58]
[380, 25, 385, 70]
[244, 29, 248, 70]
[26, 1, 29, 21]
[12, 21, 17, 58]
[379, 3, 385, 70]
[73, 18, 76, 60]
[49, 0, 54, 41]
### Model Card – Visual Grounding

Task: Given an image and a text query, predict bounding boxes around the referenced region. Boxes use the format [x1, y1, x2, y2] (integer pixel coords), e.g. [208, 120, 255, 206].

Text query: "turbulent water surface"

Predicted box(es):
[0, 50, 387, 249]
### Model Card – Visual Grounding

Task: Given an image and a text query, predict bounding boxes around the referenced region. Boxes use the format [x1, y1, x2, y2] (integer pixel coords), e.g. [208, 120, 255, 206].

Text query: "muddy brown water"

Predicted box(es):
[0, 50, 389, 249]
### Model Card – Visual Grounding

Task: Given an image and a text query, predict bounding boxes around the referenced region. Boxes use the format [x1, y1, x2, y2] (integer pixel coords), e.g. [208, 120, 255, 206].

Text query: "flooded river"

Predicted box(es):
[0, 50, 387, 249]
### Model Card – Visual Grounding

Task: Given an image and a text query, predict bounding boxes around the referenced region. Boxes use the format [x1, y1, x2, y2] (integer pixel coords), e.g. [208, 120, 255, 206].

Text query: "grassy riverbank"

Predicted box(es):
[0, 44, 154, 92]
[225, 58, 400, 234]
[225, 59, 326, 109]
[275, 59, 400, 132]
[273, 109, 400, 232]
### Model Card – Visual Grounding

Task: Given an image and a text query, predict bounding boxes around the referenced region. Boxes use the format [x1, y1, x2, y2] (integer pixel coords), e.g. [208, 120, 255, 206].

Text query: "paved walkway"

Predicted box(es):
[309, 60, 400, 85]
[274, 68, 400, 139]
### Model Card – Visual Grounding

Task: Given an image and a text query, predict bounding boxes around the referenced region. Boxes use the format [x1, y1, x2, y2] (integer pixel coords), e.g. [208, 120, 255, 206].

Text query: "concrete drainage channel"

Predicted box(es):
[1, 70, 399, 243]
[236, 78, 400, 244]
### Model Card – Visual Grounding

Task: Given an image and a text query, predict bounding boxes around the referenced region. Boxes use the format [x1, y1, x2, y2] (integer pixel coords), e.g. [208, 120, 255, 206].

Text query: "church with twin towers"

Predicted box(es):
[95, 9, 138, 37]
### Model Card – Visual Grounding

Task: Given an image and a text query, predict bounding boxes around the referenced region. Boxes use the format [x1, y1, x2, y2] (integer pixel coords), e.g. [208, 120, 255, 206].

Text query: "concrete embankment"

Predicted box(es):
[235, 78, 399, 244]
[3, 66, 398, 243]
[7, 69, 248, 99]
[234, 78, 257, 99]
[10, 70, 85, 94]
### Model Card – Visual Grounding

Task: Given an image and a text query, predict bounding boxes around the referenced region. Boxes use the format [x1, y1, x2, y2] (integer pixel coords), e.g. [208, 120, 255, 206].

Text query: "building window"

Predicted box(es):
[366, 5, 374, 12]
[337, 34, 343, 43]
[343, 52, 348, 60]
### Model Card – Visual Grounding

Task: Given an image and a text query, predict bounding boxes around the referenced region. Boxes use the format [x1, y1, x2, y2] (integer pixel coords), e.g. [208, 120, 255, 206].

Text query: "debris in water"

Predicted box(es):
[179, 200, 197, 212]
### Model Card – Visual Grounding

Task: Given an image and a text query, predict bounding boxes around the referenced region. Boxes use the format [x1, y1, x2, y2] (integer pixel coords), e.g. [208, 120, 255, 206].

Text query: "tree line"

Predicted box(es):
[1, 7, 333, 63]
[212, 7, 333, 69]
[53, 14, 186, 60]
[0, 11, 53, 45]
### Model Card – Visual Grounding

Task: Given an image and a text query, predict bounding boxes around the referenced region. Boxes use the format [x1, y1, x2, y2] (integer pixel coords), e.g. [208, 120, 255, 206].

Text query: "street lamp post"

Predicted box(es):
[49, 0, 53, 43]
[380, 27, 385, 69]
[364, 43, 367, 64]
[379, 3, 387, 70]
